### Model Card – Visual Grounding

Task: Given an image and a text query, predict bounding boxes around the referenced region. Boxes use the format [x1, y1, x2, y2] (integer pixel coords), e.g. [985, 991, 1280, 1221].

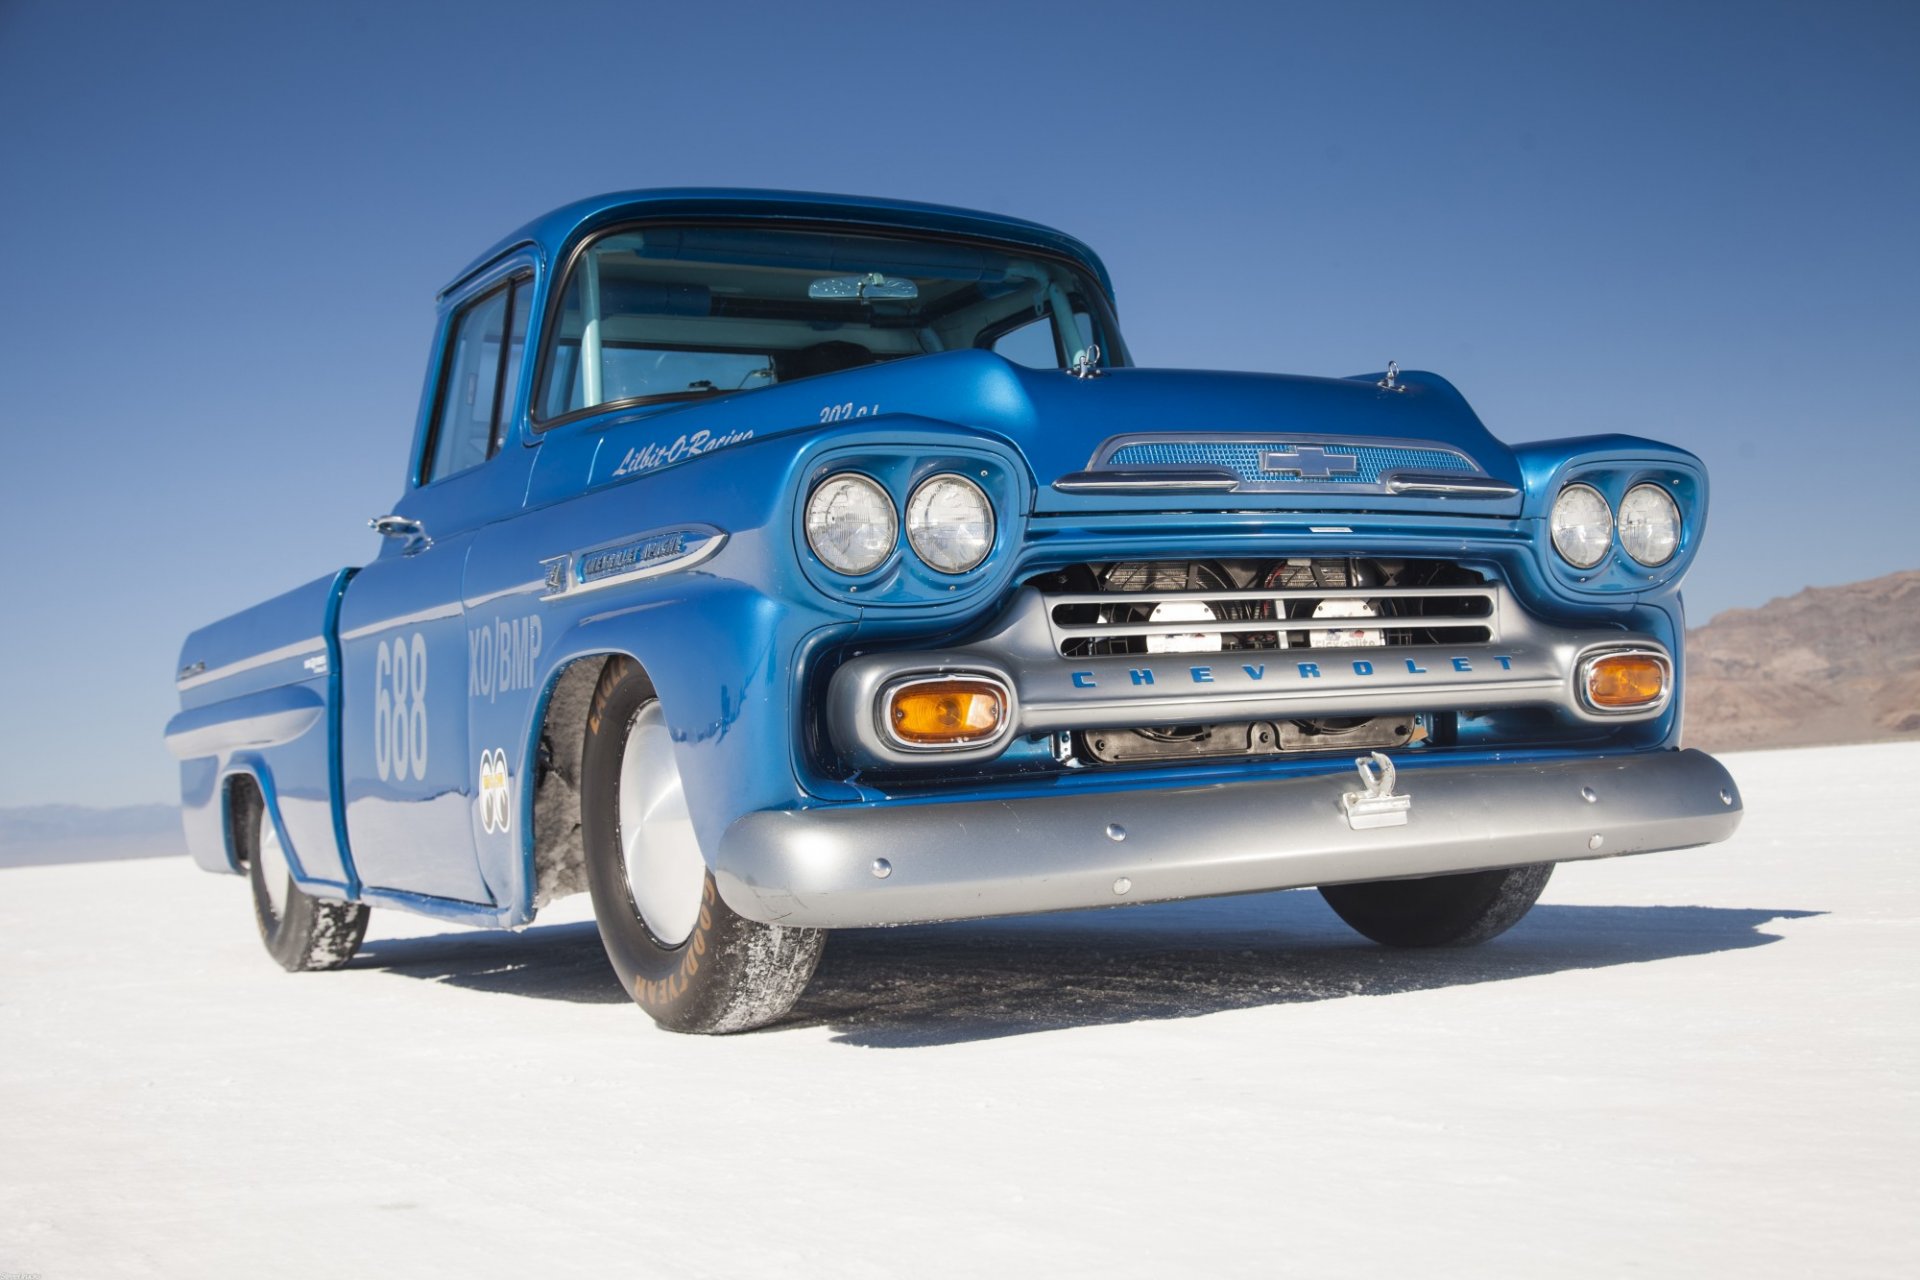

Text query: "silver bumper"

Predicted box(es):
[713, 749, 1743, 928]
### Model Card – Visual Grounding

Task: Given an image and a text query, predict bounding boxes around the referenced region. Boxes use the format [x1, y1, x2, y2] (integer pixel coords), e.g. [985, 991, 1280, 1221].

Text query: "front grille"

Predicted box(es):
[1101, 439, 1478, 488]
[1039, 558, 1497, 659]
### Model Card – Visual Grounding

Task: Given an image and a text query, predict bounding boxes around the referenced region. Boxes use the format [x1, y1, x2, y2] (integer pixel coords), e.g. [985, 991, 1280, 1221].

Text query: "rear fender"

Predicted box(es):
[216, 756, 352, 899]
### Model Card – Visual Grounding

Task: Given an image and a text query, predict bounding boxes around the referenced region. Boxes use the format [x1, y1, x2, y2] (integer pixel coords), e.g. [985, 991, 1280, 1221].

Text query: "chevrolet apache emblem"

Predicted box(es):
[1260, 445, 1361, 478]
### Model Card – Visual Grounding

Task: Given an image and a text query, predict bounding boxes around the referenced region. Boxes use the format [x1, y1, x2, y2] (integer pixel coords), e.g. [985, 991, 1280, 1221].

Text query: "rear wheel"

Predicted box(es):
[1319, 863, 1554, 947]
[581, 657, 825, 1033]
[241, 786, 369, 971]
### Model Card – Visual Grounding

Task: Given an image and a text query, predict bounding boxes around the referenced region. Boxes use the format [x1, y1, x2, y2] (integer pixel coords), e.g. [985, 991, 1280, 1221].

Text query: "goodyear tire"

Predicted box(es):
[581, 657, 825, 1033]
[239, 784, 369, 971]
[1318, 863, 1554, 948]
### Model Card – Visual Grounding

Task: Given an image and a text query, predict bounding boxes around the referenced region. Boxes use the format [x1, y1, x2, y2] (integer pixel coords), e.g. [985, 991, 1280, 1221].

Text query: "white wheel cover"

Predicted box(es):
[258, 808, 291, 919]
[617, 701, 707, 947]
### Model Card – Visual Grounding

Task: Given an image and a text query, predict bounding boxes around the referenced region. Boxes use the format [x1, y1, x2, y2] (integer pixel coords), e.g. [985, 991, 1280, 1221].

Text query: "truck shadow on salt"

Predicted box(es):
[352, 890, 1818, 1047]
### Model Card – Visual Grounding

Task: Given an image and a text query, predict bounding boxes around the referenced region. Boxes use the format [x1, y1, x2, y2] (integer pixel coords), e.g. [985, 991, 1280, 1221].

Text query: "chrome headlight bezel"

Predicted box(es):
[1618, 482, 1681, 567]
[1550, 482, 1614, 570]
[804, 472, 896, 576]
[905, 473, 995, 574]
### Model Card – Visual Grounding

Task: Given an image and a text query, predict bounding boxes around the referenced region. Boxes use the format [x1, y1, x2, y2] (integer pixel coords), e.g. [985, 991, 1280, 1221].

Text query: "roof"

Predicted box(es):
[440, 187, 1116, 304]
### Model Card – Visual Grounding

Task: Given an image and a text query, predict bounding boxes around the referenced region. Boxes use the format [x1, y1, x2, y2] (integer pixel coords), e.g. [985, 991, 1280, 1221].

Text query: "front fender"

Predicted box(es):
[478, 567, 854, 923]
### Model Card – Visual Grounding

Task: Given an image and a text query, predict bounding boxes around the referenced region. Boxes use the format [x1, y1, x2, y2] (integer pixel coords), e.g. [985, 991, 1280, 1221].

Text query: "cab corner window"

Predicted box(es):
[423, 277, 529, 484]
[990, 315, 1059, 368]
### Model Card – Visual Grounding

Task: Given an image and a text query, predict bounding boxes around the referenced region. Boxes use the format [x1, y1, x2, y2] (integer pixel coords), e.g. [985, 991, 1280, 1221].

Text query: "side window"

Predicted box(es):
[495, 283, 533, 452]
[422, 278, 529, 484]
[991, 315, 1060, 368]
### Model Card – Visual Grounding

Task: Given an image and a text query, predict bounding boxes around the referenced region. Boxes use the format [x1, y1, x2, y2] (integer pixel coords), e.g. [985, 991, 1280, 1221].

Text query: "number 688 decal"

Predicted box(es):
[374, 633, 429, 782]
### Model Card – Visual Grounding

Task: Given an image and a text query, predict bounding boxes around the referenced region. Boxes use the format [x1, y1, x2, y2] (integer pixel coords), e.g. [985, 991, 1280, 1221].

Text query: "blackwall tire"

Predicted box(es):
[581, 657, 825, 1034]
[240, 785, 369, 972]
[1318, 863, 1554, 948]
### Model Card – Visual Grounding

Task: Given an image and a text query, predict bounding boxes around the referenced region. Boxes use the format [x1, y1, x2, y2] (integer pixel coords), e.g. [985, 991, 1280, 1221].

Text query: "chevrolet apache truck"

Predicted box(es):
[166, 189, 1744, 1032]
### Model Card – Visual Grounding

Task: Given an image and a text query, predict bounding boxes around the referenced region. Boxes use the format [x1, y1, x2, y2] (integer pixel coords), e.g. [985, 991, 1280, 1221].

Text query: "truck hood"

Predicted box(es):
[578, 349, 1524, 518]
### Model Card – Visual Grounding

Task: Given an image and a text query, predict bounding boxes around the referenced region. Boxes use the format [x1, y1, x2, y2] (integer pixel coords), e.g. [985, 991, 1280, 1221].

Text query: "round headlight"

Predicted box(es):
[1618, 483, 1681, 566]
[1550, 483, 1613, 569]
[905, 474, 994, 574]
[805, 473, 895, 575]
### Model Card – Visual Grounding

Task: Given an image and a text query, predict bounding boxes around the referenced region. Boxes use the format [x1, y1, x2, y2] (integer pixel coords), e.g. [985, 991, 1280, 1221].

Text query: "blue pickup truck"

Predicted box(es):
[166, 188, 1743, 1032]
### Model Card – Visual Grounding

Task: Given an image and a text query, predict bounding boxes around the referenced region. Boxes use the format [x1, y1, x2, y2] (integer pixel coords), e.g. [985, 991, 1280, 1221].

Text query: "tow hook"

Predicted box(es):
[1341, 752, 1412, 829]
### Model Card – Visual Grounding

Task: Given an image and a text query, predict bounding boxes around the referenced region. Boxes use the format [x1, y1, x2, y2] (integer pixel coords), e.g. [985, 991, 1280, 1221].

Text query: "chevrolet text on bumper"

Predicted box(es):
[167, 188, 1741, 1033]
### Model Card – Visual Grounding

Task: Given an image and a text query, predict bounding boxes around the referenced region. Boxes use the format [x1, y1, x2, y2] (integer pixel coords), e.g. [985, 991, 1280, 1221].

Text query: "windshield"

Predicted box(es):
[535, 223, 1126, 420]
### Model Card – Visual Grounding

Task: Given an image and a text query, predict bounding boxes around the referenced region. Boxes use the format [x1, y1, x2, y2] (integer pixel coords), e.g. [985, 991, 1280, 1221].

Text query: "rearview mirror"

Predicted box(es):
[808, 272, 919, 301]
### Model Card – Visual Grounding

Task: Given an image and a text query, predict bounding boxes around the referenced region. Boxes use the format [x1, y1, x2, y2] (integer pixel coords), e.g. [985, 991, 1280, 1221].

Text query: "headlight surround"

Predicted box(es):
[1550, 483, 1614, 569]
[1618, 483, 1681, 567]
[805, 473, 896, 575]
[905, 473, 995, 574]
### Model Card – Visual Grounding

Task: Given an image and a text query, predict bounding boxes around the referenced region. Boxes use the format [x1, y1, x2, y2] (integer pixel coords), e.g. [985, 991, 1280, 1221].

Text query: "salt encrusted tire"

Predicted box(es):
[239, 785, 369, 972]
[581, 657, 825, 1033]
[1318, 863, 1554, 948]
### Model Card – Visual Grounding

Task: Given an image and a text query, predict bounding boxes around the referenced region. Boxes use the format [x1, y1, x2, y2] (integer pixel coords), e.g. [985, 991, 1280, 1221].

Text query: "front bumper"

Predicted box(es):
[714, 748, 1742, 928]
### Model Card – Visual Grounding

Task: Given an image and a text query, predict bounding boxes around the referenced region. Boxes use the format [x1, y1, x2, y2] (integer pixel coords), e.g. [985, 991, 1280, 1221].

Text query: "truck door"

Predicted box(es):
[339, 271, 534, 903]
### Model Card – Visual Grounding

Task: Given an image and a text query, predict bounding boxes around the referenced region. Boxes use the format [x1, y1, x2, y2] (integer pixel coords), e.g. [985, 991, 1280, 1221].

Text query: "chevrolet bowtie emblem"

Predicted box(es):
[1260, 446, 1360, 478]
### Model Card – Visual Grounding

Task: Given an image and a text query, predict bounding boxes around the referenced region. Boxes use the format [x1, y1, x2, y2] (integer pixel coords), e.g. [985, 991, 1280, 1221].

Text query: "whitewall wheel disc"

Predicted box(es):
[616, 701, 707, 947]
[257, 808, 291, 920]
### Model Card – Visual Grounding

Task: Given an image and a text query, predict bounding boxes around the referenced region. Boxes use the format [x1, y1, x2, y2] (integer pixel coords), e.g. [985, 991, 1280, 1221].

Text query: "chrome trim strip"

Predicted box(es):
[338, 601, 463, 644]
[715, 749, 1744, 928]
[1077, 432, 1493, 496]
[176, 636, 327, 691]
[1052, 467, 1243, 493]
[1050, 615, 1494, 642]
[1385, 473, 1522, 497]
[1038, 585, 1496, 606]
[543, 524, 728, 600]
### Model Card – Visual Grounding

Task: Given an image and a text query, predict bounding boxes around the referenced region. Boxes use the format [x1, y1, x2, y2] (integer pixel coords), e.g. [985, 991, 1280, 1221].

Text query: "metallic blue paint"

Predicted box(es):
[168, 189, 1724, 932]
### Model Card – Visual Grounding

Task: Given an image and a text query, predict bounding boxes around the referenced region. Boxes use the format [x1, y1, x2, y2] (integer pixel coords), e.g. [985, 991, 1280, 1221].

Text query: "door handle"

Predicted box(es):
[369, 514, 425, 538]
[369, 515, 431, 553]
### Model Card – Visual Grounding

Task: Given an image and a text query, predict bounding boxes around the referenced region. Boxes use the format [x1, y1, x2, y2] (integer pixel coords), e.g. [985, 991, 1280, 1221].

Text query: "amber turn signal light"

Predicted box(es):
[886, 677, 1008, 748]
[1582, 651, 1670, 710]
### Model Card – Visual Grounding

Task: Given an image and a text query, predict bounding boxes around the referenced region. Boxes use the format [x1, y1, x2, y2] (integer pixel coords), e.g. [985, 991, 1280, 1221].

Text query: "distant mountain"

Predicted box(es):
[1685, 569, 1920, 752]
[0, 804, 185, 868]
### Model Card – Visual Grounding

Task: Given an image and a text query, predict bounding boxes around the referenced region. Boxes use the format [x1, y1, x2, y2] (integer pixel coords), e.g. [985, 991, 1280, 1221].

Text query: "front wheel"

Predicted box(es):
[581, 658, 824, 1033]
[1318, 863, 1554, 948]
[241, 787, 369, 971]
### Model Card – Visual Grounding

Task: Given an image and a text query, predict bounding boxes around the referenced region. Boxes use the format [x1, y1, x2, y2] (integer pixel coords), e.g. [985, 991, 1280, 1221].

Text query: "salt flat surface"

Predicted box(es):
[3, 744, 1915, 1278]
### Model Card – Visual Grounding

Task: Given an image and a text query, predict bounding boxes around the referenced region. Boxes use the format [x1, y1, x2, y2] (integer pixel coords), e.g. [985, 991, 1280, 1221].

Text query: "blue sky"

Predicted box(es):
[0, 0, 1914, 807]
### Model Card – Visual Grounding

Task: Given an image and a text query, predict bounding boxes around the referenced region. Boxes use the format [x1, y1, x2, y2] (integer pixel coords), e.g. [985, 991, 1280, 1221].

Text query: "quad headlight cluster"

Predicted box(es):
[805, 472, 994, 576]
[1549, 481, 1681, 570]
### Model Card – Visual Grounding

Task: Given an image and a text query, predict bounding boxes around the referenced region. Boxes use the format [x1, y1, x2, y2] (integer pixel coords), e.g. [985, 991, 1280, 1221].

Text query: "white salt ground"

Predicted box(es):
[1, 743, 1914, 1278]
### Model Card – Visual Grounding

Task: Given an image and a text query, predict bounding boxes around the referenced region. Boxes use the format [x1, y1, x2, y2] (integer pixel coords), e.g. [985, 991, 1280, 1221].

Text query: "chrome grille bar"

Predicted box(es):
[1043, 586, 1495, 607]
[1053, 616, 1493, 641]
